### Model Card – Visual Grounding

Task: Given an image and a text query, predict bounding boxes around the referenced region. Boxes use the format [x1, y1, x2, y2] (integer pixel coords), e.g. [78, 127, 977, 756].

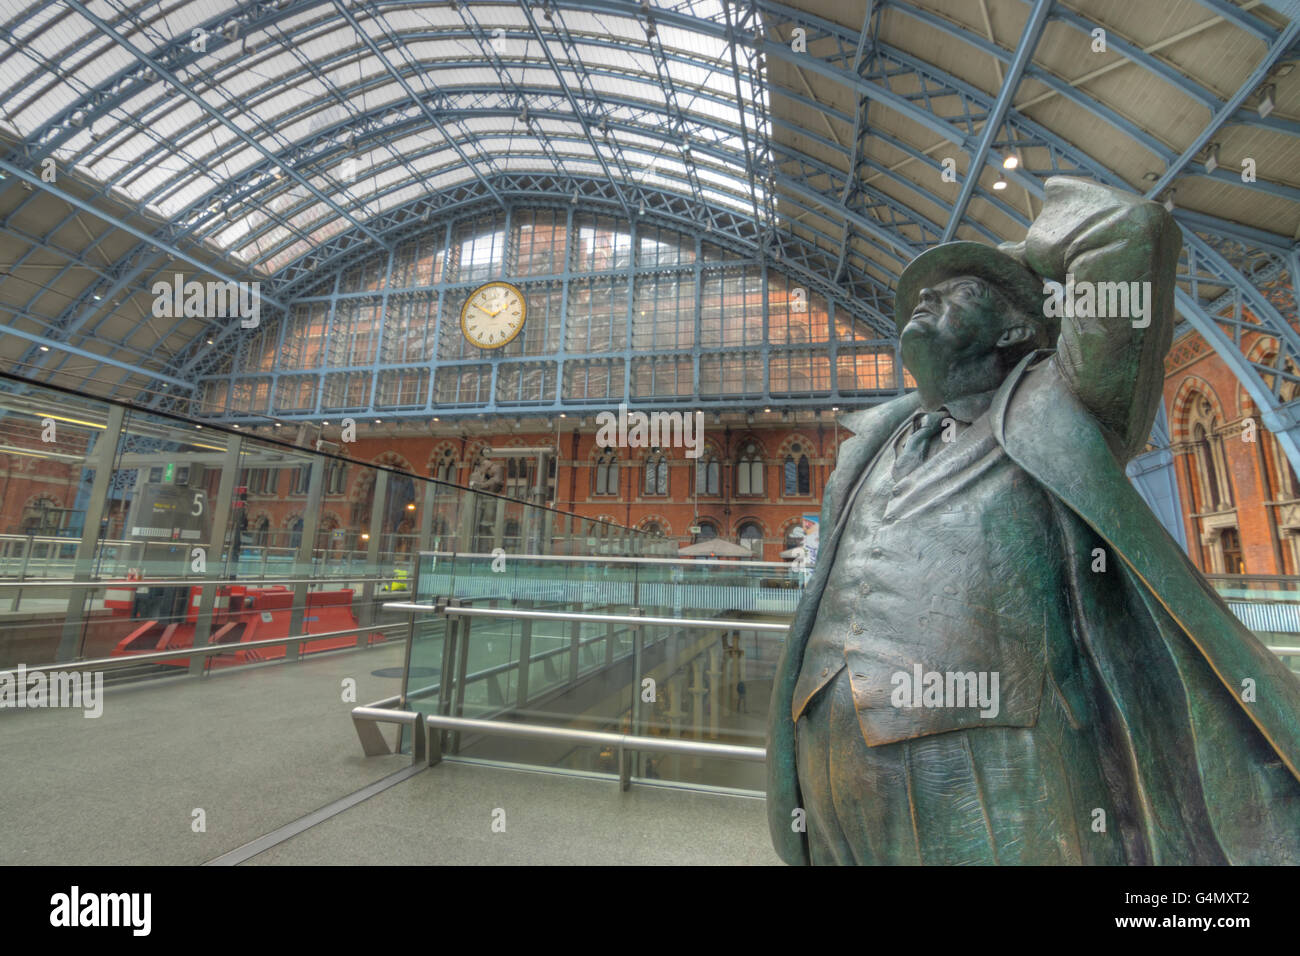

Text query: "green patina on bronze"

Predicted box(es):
[767, 176, 1300, 866]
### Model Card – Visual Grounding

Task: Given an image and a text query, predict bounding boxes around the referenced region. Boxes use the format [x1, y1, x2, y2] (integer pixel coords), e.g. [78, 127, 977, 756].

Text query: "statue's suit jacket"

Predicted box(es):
[767, 178, 1300, 865]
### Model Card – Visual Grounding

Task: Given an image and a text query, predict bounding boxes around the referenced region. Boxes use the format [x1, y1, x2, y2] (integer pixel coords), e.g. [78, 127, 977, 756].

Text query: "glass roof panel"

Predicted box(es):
[1, 0, 769, 277]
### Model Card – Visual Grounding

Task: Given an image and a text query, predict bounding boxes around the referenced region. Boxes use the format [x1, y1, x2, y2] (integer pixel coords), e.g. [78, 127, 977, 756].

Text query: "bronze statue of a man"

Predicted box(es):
[466, 447, 505, 493]
[768, 176, 1300, 865]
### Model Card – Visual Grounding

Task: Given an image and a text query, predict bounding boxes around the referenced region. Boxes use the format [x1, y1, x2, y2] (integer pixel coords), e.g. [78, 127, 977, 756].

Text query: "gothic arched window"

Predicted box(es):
[737, 443, 763, 495]
[594, 450, 619, 496]
[644, 452, 668, 496]
[738, 521, 764, 556]
[1221, 527, 1245, 574]
[696, 452, 720, 496]
[783, 444, 810, 496]
[326, 460, 347, 495]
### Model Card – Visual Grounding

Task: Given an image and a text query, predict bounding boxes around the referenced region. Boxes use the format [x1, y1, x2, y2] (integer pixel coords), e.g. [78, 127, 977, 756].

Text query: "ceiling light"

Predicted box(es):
[1204, 143, 1220, 174]
[1002, 153, 1019, 170]
[992, 175, 1008, 191]
[206, 338, 214, 345]
[1258, 84, 1275, 118]
[38, 345, 49, 352]
[1141, 171, 1158, 182]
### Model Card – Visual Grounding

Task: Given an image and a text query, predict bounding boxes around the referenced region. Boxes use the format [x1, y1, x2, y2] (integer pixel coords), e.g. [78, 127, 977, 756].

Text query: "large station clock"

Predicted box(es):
[461, 281, 526, 349]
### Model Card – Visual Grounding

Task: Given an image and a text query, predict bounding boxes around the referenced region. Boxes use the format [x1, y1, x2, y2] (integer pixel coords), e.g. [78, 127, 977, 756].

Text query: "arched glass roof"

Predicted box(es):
[0, 0, 1296, 425]
[0, 0, 769, 274]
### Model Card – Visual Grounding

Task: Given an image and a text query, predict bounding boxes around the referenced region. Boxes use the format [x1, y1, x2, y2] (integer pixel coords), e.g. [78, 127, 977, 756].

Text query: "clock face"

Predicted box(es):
[461, 281, 526, 350]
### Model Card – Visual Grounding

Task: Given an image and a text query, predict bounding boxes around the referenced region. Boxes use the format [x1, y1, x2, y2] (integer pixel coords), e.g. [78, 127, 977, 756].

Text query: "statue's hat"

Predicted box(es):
[894, 240, 1045, 336]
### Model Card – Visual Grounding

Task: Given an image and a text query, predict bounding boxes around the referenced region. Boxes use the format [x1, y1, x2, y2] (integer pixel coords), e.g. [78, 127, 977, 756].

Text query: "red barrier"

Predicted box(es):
[111, 586, 386, 668]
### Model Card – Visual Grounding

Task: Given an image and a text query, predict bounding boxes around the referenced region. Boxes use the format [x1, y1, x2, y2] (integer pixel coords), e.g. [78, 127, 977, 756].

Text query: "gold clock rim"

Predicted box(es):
[460, 280, 527, 350]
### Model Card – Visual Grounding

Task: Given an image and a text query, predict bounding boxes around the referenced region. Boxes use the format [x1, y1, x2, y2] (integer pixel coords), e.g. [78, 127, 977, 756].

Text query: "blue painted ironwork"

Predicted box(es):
[942, 0, 1054, 241]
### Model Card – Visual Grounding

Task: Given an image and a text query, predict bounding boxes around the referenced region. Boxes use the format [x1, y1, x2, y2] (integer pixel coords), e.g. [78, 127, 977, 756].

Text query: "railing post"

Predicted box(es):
[450, 612, 472, 755]
[189, 434, 242, 676]
[360, 469, 389, 629]
[287, 457, 324, 662]
[567, 616, 581, 684]
[57, 403, 125, 662]
[628, 607, 645, 780]
[9, 536, 32, 612]
[515, 613, 533, 709]
[436, 600, 459, 758]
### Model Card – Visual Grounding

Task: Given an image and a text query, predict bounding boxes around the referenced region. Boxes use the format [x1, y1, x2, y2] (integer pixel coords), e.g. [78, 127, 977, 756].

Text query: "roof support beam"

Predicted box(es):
[516, 0, 631, 217]
[0, 314, 193, 390]
[1185, 0, 1277, 42]
[63, 0, 388, 248]
[331, 0, 506, 211]
[0, 157, 283, 311]
[1145, 19, 1300, 201]
[943, 0, 1054, 241]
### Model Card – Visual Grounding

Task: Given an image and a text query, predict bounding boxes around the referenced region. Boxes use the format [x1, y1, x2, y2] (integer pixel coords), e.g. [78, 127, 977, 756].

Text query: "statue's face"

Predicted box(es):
[900, 275, 1003, 361]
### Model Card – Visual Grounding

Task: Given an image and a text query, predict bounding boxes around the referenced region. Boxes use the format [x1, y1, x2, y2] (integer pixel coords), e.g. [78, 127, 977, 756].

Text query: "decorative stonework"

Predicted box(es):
[637, 513, 672, 536]
[776, 433, 816, 460]
[1170, 375, 1227, 443]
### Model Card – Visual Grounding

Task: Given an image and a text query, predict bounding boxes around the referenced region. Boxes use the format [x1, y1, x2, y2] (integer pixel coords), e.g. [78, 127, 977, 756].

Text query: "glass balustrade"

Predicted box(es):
[0, 372, 663, 674]
[401, 551, 802, 793]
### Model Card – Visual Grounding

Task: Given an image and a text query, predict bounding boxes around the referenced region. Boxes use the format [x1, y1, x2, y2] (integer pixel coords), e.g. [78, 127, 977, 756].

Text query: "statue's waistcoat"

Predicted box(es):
[793, 406, 1067, 745]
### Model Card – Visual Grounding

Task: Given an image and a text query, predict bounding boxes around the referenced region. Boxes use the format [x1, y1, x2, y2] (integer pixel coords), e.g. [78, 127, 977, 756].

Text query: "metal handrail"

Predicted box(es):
[420, 550, 796, 569]
[425, 714, 765, 760]
[384, 601, 790, 632]
[421, 713, 765, 790]
[1, 622, 405, 677]
[0, 574, 409, 589]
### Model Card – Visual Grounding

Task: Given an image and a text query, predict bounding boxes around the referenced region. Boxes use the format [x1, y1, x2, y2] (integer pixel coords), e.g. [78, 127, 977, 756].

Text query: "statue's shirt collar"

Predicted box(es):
[922, 386, 998, 425]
